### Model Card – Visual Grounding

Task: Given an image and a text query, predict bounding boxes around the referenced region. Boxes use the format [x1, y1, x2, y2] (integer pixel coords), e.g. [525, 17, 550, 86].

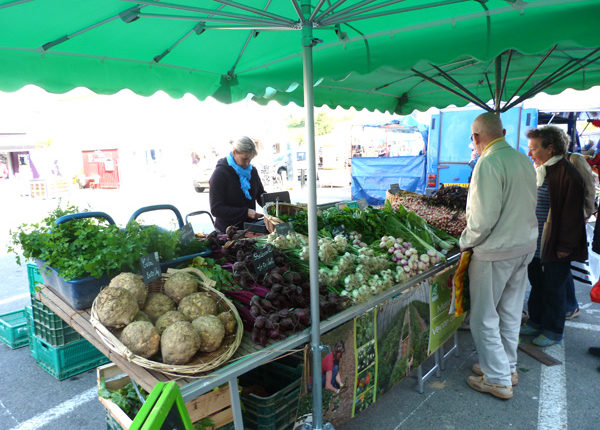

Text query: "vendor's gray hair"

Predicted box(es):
[233, 136, 258, 157]
[526, 126, 568, 156]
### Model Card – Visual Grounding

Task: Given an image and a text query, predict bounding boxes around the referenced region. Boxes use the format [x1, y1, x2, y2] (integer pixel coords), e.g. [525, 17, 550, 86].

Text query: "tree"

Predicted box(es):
[315, 112, 335, 136]
[285, 111, 336, 145]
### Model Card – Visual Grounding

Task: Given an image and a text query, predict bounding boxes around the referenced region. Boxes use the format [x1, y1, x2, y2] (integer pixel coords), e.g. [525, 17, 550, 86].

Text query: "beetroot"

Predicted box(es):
[252, 327, 262, 344]
[270, 272, 284, 284]
[293, 308, 310, 326]
[254, 315, 266, 329]
[268, 329, 285, 340]
[279, 318, 295, 331]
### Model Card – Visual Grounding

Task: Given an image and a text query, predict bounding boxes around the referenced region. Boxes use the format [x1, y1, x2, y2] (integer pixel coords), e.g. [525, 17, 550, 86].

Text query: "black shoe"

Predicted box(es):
[589, 347, 600, 357]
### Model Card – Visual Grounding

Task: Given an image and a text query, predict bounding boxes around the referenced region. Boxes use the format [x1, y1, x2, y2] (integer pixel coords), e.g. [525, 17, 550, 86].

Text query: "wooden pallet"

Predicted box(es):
[518, 343, 562, 366]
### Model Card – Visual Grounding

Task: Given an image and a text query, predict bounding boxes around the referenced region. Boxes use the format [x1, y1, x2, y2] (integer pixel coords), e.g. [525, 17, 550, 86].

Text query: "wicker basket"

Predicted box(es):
[263, 202, 306, 233]
[90, 267, 243, 377]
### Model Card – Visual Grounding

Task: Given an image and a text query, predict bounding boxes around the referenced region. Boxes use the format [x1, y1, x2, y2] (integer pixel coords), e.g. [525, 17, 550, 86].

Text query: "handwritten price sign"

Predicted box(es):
[332, 224, 347, 237]
[252, 245, 276, 275]
[179, 223, 195, 245]
[275, 222, 295, 236]
[140, 252, 161, 283]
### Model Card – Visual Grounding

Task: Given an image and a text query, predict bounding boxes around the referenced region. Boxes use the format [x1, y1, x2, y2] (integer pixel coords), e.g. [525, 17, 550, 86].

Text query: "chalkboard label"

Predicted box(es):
[390, 183, 400, 194]
[179, 223, 195, 245]
[252, 245, 276, 275]
[244, 222, 268, 234]
[275, 222, 295, 236]
[332, 224, 347, 237]
[357, 198, 368, 209]
[140, 252, 161, 283]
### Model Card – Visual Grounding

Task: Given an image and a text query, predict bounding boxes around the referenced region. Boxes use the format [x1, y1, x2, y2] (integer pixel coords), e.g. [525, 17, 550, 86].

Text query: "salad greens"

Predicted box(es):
[8, 205, 209, 280]
[280, 202, 458, 258]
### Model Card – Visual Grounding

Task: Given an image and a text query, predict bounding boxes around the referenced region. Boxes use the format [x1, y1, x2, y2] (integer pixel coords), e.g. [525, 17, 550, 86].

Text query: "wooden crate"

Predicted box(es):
[97, 363, 233, 429]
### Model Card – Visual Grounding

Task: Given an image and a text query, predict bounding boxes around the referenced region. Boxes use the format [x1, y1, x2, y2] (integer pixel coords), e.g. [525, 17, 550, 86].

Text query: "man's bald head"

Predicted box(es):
[471, 112, 505, 155]
[472, 112, 505, 142]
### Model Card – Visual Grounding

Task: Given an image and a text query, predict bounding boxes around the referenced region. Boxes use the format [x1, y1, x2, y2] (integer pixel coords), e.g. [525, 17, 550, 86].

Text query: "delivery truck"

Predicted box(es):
[425, 106, 538, 193]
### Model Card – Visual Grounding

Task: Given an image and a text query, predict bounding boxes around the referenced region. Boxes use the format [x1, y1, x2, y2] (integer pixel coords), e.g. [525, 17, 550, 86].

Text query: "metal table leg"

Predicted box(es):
[228, 378, 244, 430]
[440, 332, 460, 370]
[416, 353, 441, 394]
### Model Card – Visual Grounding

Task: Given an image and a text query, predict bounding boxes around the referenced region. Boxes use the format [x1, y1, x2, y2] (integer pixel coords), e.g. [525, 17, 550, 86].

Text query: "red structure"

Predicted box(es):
[81, 149, 120, 189]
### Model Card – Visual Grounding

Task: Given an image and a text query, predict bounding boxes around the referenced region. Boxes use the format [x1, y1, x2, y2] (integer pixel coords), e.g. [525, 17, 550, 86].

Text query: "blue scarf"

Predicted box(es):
[227, 152, 252, 200]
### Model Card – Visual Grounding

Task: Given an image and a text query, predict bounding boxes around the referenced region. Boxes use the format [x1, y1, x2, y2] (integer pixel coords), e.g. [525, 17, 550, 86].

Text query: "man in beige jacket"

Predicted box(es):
[460, 112, 538, 399]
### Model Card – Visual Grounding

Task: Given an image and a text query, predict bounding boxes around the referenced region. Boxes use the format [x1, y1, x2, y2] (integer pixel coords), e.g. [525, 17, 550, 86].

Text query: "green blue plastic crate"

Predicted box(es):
[27, 262, 45, 298]
[29, 332, 108, 380]
[0, 309, 29, 349]
[28, 263, 83, 346]
[31, 298, 82, 346]
[24, 306, 37, 359]
[239, 359, 303, 430]
[26, 262, 109, 379]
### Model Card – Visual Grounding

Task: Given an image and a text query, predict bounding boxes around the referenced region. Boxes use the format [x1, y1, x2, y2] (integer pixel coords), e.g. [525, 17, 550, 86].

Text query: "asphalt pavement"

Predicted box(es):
[1, 185, 599, 430]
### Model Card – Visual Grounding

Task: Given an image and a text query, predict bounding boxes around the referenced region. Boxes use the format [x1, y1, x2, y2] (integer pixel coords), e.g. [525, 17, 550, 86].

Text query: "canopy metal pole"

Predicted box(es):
[501, 44, 557, 111]
[301, 1, 326, 429]
[411, 68, 492, 112]
[498, 50, 513, 107]
[494, 56, 501, 113]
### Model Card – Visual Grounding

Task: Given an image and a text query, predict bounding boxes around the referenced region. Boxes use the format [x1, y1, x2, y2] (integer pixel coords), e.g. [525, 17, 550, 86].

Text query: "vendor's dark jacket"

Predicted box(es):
[209, 158, 265, 232]
[541, 158, 588, 263]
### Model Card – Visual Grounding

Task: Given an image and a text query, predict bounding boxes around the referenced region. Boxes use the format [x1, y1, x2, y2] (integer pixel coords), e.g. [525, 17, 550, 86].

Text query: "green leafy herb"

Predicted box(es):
[193, 417, 215, 430]
[191, 256, 236, 290]
[98, 378, 147, 419]
[8, 205, 209, 281]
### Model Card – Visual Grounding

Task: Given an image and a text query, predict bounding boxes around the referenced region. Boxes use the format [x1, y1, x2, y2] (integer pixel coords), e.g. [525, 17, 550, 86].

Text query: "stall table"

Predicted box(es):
[37, 253, 458, 430]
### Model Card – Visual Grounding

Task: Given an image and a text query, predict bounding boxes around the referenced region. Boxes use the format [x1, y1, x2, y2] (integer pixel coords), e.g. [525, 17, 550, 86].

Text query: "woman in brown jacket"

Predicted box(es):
[521, 126, 587, 347]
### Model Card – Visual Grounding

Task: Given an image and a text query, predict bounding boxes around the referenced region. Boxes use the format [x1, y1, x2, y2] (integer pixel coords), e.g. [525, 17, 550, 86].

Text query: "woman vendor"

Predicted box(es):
[209, 137, 266, 233]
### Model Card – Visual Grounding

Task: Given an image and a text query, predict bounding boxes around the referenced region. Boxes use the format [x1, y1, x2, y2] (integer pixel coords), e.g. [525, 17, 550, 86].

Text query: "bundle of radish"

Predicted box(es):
[379, 236, 442, 273]
[349, 231, 367, 248]
[389, 193, 466, 237]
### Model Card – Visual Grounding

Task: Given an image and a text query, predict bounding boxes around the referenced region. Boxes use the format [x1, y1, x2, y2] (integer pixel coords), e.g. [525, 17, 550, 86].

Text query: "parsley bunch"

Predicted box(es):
[9, 205, 208, 281]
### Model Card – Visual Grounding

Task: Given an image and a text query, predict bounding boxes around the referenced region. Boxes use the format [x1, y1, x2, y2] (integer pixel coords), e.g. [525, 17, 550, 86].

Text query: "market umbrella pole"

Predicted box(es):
[301, 3, 327, 429]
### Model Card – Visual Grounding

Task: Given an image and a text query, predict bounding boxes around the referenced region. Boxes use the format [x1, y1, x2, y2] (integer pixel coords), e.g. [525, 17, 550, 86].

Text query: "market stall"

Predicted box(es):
[2, 2, 599, 429]
[17, 196, 467, 429]
[36, 252, 460, 428]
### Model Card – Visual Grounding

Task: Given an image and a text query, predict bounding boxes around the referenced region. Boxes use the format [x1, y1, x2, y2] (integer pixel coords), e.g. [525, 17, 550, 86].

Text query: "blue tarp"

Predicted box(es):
[351, 156, 426, 205]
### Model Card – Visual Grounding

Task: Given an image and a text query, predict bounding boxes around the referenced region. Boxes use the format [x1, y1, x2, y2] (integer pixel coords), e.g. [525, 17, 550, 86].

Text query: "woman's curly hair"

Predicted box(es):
[526, 126, 569, 156]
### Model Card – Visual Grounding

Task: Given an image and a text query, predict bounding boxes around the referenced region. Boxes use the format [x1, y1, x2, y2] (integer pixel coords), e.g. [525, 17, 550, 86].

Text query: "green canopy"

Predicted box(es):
[1, 0, 598, 113]
[2, 2, 598, 427]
